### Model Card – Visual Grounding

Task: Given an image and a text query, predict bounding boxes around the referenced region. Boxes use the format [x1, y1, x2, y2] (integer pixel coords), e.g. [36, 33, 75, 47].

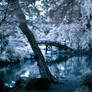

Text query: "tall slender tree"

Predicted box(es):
[7, 0, 58, 83]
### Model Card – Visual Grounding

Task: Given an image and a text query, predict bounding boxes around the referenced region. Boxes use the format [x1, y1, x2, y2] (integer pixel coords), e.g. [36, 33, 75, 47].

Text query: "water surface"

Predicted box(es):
[0, 51, 92, 88]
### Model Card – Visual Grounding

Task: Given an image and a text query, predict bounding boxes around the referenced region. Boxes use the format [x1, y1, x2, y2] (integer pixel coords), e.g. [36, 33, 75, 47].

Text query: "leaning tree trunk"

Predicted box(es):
[7, 0, 57, 83]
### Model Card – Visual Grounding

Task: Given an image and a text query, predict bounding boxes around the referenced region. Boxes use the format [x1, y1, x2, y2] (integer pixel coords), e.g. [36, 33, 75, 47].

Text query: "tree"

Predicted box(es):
[6, 0, 59, 83]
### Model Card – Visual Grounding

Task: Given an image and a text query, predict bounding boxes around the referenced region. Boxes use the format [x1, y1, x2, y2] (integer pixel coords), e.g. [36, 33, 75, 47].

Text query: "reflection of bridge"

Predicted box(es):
[37, 40, 74, 52]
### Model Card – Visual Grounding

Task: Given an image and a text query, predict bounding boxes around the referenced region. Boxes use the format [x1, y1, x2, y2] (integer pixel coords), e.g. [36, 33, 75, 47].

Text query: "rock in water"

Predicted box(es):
[14, 79, 25, 88]
[81, 72, 92, 90]
[0, 79, 4, 92]
[25, 78, 51, 91]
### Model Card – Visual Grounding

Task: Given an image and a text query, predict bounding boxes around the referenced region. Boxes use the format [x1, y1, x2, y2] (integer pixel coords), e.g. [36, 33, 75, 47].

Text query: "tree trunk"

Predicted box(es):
[7, 0, 57, 83]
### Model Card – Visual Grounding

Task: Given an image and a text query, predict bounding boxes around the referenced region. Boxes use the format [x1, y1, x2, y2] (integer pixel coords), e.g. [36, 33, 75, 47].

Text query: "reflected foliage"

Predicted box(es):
[0, 53, 92, 88]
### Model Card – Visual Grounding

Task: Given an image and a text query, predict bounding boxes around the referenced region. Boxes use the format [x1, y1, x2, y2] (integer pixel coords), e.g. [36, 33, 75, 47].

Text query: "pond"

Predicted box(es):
[0, 50, 92, 88]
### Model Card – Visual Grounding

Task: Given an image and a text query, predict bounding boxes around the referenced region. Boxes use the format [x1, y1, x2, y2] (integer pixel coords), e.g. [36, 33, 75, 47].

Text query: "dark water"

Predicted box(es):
[0, 51, 92, 88]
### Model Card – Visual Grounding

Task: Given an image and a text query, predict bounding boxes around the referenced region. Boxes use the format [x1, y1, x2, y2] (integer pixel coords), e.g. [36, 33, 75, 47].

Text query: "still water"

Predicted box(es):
[0, 51, 92, 88]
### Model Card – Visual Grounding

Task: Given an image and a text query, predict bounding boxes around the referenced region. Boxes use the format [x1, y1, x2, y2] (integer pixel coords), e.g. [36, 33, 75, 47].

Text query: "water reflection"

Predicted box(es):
[20, 71, 30, 78]
[0, 53, 92, 87]
[48, 55, 92, 79]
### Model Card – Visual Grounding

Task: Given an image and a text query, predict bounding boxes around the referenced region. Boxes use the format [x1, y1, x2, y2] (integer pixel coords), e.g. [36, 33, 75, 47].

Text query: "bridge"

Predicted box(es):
[36, 40, 74, 52]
